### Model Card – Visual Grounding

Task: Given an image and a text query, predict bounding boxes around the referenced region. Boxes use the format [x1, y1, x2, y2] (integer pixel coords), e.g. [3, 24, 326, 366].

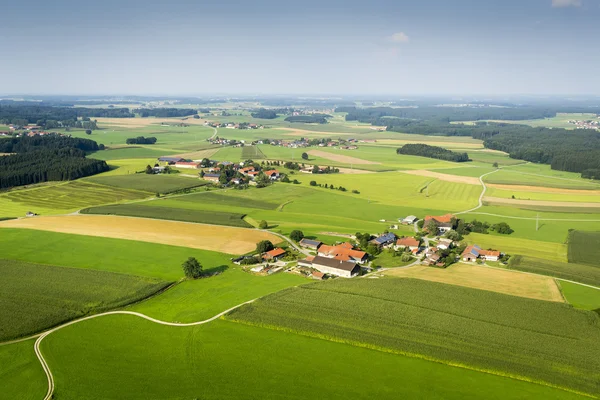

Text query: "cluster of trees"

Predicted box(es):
[309, 181, 350, 192]
[0, 134, 101, 153]
[0, 148, 108, 189]
[354, 232, 384, 257]
[453, 219, 513, 236]
[256, 240, 274, 253]
[135, 108, 197, 118]
[284, 114, 330, 124]
[126, 136, 157, 145]
[311, 165, 339, 174]
[290, 230, 304, 242]
[0, 104, 133, 127]
[251, 108, 278, 119]
[397, 144, 470, 162]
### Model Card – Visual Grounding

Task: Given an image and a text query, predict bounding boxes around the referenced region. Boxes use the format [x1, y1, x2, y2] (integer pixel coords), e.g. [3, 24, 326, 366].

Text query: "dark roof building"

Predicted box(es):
[158, 156, 185, 163]
[309, 256, 360, 278]
[370, 233, 396, 247]
[299, 238, 322, 250]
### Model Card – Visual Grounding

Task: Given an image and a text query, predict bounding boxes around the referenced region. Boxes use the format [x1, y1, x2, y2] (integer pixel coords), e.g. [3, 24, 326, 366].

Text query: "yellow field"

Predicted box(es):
[0, 215, 281, 254]
[308, 150, 380, 165]
[401, 169, 481, 185]
[488, 184, 600, 196]
[384, 264, 564, 302]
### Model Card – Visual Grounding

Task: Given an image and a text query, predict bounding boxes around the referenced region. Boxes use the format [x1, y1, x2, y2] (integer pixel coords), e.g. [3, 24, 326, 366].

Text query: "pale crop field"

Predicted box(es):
[400, 170, 481, 185]
[384, 264, 564, 302]
[307, 149, 381, 165]
[0, 215, 281, 254]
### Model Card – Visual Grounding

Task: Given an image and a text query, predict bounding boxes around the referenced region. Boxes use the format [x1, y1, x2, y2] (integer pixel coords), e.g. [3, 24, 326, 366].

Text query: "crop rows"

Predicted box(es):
[173, 191, 278, 210]
[86, 174, 206, 193]
[228, 278, 600, 396]
[508, 255, 600, 286]
[568, 230, 600, 266]
[0, 259, 170, 341]
[81, 203, 253, 228]
[241, 145, 266, 159]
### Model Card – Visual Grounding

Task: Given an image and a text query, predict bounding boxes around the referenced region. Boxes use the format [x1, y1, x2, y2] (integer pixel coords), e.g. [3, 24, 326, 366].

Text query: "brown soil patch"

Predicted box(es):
[483, 196, 600, 208]
[0, 215, 280, 255]
[307, 150, 380, 165]
[487, 184, 600, 195]
[385, 264, 564, 302]
[401, 170, 481, 185]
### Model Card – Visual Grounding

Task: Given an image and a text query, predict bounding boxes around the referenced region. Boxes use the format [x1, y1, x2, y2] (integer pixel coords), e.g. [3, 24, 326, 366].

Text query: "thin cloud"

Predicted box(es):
[390, 32, 410, 44]
[552, 0, 582, 7]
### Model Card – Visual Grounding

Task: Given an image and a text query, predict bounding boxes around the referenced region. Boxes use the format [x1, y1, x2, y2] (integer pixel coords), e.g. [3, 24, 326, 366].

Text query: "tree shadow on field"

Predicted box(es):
[203, 264, 229, 277]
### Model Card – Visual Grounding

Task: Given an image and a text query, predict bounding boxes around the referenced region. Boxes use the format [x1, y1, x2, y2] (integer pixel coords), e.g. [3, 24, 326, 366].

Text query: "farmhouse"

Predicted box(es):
[303, 256, 361, 278]
[318, 243, 367, 263]
[158, 156, 185, 164]
[263, 248, 286, 261]
[462, 245, 500, 262]
[203, 173, 221, 182]
[437, 238, 454, 250]
[265, 170, 280, 180]
[369, 233, 396, 248]
[174, 161, 200, 169]
[396, 237, 420, 251]
[312, 271, 325, 280]
[299, 238, 322, 250]
[424, 214, 454, 234]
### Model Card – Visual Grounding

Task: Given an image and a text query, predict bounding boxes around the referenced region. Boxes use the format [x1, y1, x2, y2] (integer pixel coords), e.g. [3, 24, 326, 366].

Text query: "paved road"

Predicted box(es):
[34, 300, 255, 400]
[455, 169, 499, 215]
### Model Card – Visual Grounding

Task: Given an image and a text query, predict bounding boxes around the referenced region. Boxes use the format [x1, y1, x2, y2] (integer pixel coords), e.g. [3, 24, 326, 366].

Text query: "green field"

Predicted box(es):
[170, 190, 278, 210]
[131, 267, 307, 322]
[508, 256, 600, 287]
[0, 339, 46, 400]
[0, 181, 148, 217]
[484, 169, 600, 190]
[86, 174, 206, 193]
[241, 145, 266, 159]
[559, 281, 600, 311]
[37, 315, 585, 400]
[89, 146, 170, 160]
[82, 203, 252, 227]
[0, 259, 170, 341]
[568, 230, 600, 265]
[228, 278, 600, 396]
[0, 229, 233, 280]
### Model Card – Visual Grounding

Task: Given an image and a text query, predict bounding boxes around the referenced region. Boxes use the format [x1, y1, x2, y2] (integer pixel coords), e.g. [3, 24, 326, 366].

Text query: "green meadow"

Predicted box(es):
[0, 339, 46, 400]
[559, 281, 600, 311]
[569, 230, 600, 265]
[0, 259, 170, 341]
[508, 256, 600, 287]
[86, 174, 206, 193]
[38, 315, 586, 400]
[0, 229, 232, 280]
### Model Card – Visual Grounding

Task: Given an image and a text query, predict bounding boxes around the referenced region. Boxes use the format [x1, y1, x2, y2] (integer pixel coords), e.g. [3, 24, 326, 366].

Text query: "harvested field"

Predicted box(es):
[276, 127, 345, 136]
[307, 150, 380, 165]
[96, 117, 208, 128]
[488, 184, 600, 195]
[337, 167, 375, 174]
[483, 196, 600, 208]
[400, 170, 481, 185]
[384, 264, 564, 302]
[171, 148, 219, 160]
[0, 215, 280, 254]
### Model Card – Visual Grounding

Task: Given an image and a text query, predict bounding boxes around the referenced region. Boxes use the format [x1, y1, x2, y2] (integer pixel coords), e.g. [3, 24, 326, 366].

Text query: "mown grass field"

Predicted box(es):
[228, 278, 600, 397]
[484, 169, 600, 190]
[508, 256, 600, 287]
[82, 203, 252, 228]
[170, 190, 278, 210]
[559, 281, 600, 311]
[0, 339, 46, 400]
[568, 230, 600, 265]
[89, 146, 169, 160]
[241, 145, 266, 159]
[0, 228, 232, 280]
[486, 186, 600, 203]
[0, 181, 148, 217]
[86, 174, 206, 193]
[38, 315, 586, 400]
[131, 267, 307, 322]
[0, 259, 170, 341]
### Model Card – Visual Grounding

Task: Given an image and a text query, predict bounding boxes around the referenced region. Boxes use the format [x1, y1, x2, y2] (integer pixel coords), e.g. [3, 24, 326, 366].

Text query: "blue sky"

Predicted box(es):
[1, 0, 599, 95]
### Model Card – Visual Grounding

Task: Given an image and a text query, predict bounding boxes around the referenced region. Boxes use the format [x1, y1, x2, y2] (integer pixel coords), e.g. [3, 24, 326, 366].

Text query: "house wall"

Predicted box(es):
[312, 264, 355, 278]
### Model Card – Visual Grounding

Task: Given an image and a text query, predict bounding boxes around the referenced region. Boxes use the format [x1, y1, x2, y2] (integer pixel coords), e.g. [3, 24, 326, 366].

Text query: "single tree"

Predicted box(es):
[309, 180, 317, 186]
[426, 219, 438, 235]
[290, 230, 304, 242]
[259, 220, 268, 229]
[85, 129, 92, 135]
[312, 165, 320, 174]
[145, 165, 154, 174]
[301, 152, 309, 160]
[182, 257, 203, 279]
[256, 240, 274, 253]
[199, 170, 205, 178]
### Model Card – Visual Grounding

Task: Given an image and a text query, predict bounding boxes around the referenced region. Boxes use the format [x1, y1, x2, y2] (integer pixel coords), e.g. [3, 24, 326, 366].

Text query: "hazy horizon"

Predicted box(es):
[2, 0, 599, 96]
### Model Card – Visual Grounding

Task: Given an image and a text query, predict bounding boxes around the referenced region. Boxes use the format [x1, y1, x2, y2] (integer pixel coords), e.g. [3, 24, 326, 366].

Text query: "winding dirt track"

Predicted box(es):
[34, 300, 256, 400]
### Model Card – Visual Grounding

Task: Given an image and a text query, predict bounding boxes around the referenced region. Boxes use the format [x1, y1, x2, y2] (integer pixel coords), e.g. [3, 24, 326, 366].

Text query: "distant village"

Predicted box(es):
[207, 135, 376, 149]
[568, 118, 600, 130]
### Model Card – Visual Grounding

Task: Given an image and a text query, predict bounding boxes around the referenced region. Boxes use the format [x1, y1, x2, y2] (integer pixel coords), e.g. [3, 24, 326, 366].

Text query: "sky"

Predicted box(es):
[1, 0, 599, 96]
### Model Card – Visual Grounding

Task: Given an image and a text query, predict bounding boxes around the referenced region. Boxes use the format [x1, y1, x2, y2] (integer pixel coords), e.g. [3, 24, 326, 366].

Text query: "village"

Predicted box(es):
[207, 135, 375, 149]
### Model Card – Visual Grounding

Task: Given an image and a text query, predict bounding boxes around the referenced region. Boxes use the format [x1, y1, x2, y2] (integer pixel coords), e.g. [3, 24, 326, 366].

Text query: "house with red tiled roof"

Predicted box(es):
[264, 170, 280, 180]
[174, 161, 200, 169]
[424, 214, 454, 234]
[317, 243, 367, 263]
[462, 245, 500, 262]
[263, 248, 286, 261]
[395, 237, 420, 251]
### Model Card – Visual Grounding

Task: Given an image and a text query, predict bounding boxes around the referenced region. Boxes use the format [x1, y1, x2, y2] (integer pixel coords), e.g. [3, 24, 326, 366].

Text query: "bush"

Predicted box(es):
[310, 180, 317, 186]
[259, 220, 268, 229]
[290, 230, 304, 242]
[182, 257, 203, 279]
[491, 222, 514, 235]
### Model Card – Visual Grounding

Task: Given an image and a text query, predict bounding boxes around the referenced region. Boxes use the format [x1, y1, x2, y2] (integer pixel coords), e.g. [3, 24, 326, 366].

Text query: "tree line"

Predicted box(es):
[397, 144, 469, 162]
[126, 136, 157, 145]
[0, 134, 108, 189]
[284, 114, 331, 124]
[0, 104, 133, 127]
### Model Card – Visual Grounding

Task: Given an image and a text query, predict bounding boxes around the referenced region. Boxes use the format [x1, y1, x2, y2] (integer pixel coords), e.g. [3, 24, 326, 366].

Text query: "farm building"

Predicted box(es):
[395, 237, 420, 251]
[203, 173, 221, 182]
[462, 245, 500, 262]
[299, 238, 322, 250]
[158, 156, 185, 164]
[424, 214, 454, 234]
[312, 271, 325, 280]
[174, 161, 200, 169]
[370, 233, 396, 248]
[317, 243, 367, 263]
[263, 248, 286, 261]
[437, 238, 454, 250]
[302, 256, 360, 278]
[401, 215, 418, 225]
[264, 170, 280, 180]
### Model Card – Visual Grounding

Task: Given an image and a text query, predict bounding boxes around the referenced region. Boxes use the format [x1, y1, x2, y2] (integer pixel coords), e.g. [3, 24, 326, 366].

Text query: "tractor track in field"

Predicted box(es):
[31, 300, 255, 400]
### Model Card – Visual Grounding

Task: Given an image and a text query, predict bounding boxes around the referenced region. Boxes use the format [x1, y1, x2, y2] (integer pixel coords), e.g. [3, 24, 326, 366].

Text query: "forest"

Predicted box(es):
[397, 144, 470, 162]
[0, 135, 108, 189]
[251, 108, 278, 119]
[284, 114, 331, 124]
[134, 108, 197, 118]
[126, 136, 157, 145]
[0, 104, 133, 127]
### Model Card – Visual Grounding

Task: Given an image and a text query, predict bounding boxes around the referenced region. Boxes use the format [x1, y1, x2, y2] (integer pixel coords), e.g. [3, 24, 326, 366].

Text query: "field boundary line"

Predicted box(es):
[34, 299, 256, 400]
[455, 169, 499, 214]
